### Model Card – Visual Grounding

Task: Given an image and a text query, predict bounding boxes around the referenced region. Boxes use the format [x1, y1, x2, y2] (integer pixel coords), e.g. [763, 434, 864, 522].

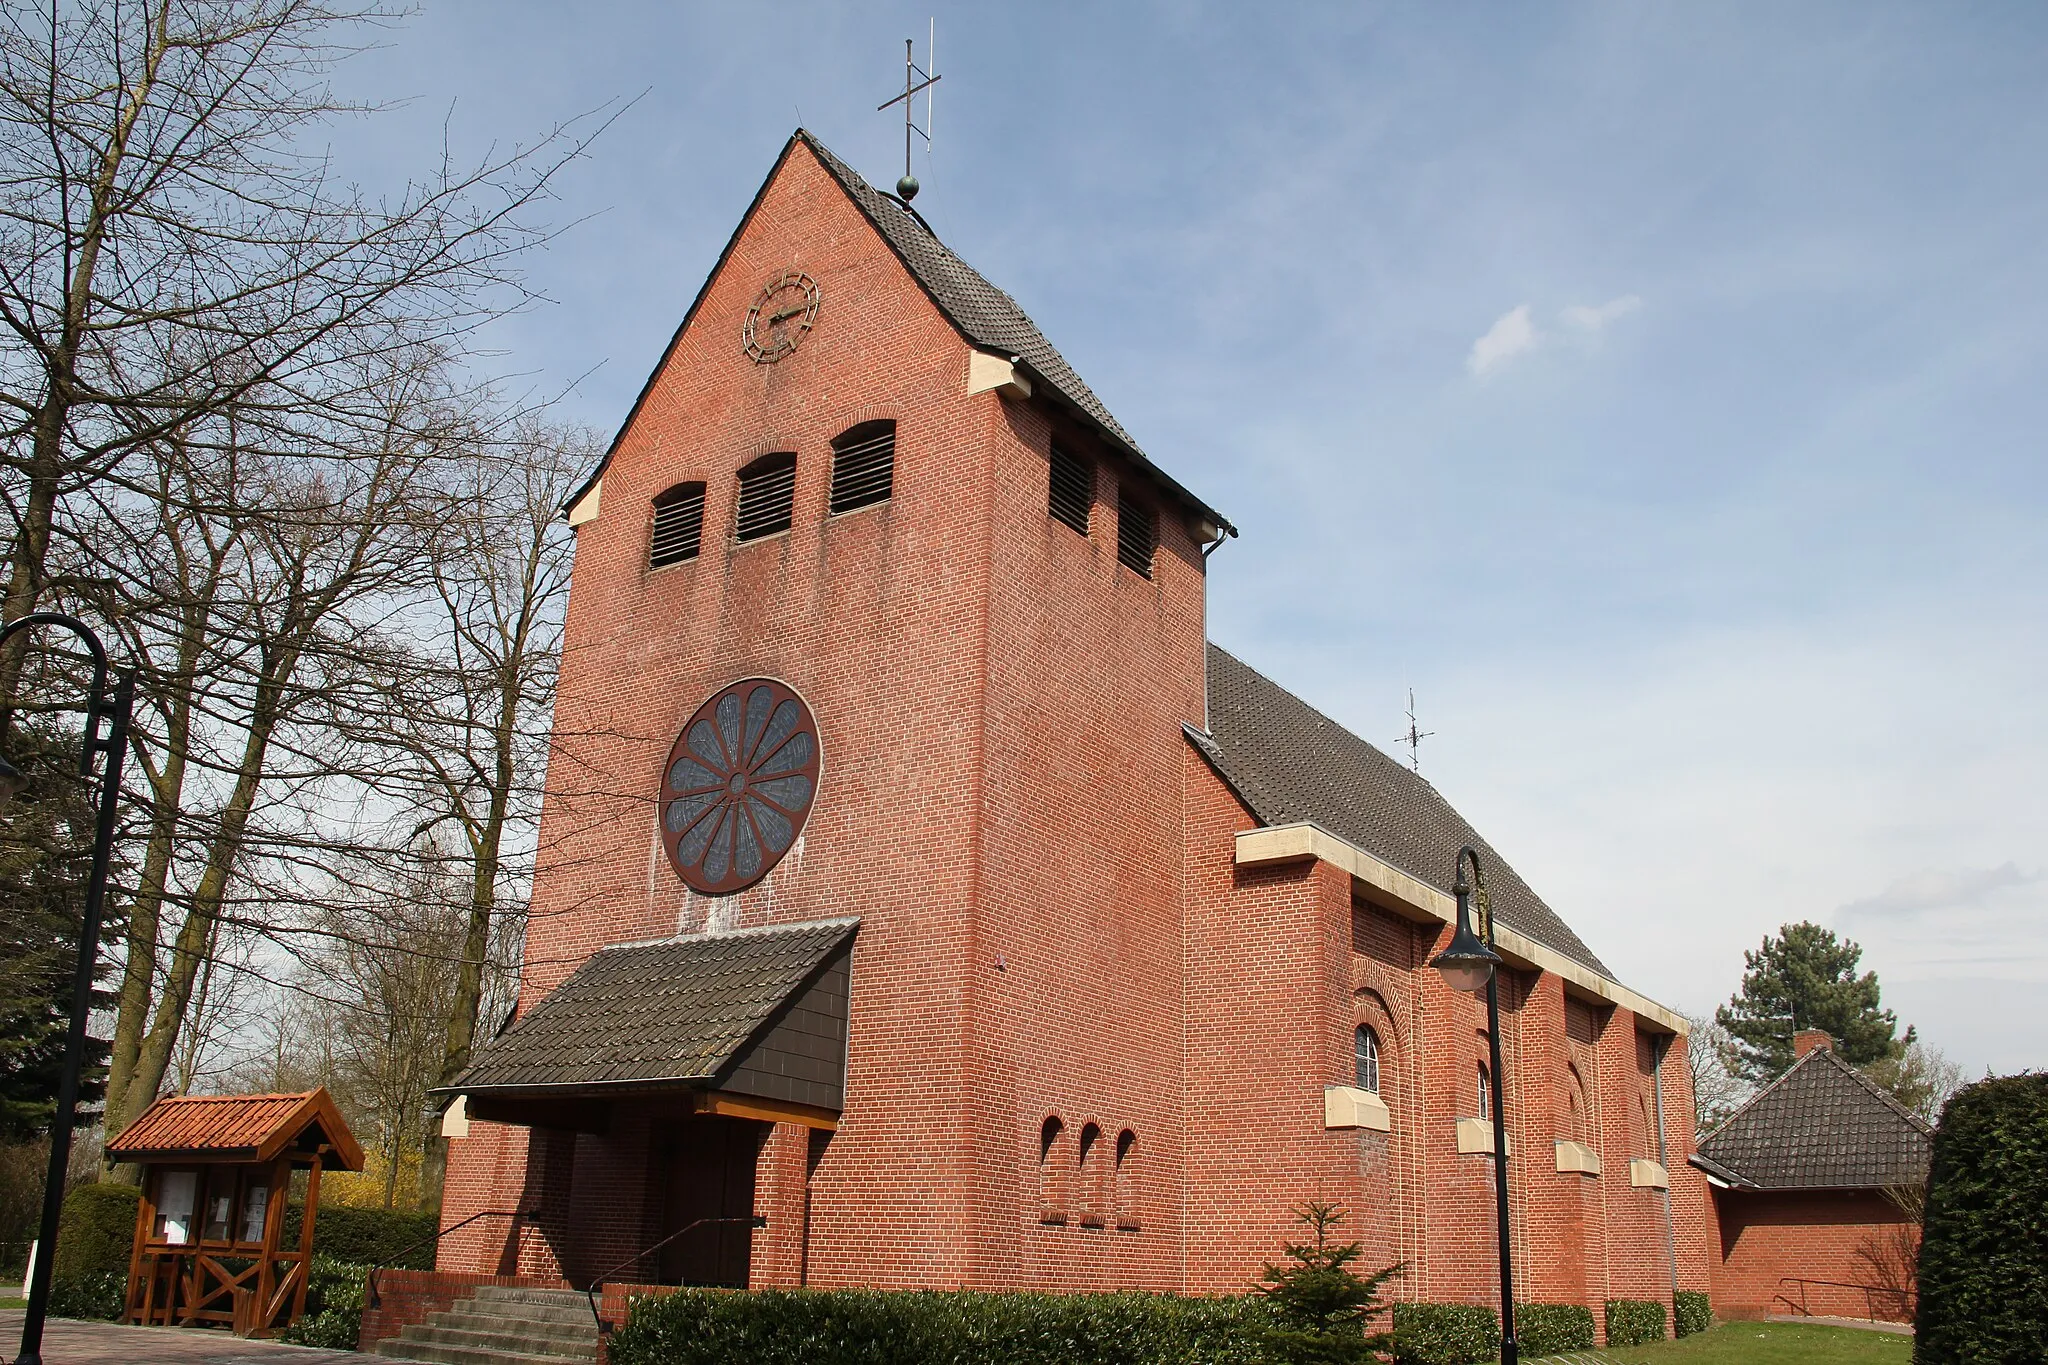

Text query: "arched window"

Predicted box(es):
[829, 420, 895, 514]
[1354, 1025, 1382, 1094]
[1038, 1116, 1067, 1225]
[1077, 1122, 1105, 1228]
[649, 481, 706, 567]
[1113, 1129, 1139, 1231]
[735, 451, 797, 542]
[1477, 1063, 1492, 1121]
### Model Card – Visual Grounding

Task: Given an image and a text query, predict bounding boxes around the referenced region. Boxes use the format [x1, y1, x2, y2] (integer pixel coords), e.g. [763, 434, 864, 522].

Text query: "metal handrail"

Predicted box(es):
[584, 1214, 767, 1335]
[1775, 1275, 1914, 1323]
[364, 1208, 535, 1309]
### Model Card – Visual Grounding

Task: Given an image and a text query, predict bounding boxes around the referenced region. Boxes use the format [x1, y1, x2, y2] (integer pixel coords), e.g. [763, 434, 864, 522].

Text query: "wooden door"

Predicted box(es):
[655, 1115, 767, 1287]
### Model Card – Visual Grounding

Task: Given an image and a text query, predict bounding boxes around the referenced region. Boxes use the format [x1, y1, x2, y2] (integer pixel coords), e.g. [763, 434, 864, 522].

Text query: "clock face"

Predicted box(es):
[742, 270, 820, 363]
[659, 679, 821, 895]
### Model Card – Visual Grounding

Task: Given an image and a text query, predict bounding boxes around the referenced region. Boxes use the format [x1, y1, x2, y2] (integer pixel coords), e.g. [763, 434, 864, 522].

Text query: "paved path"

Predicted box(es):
[0, 1312, 364, 1362]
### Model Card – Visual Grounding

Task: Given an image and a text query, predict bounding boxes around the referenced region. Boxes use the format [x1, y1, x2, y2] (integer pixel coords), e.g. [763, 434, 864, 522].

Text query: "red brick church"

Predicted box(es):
[431, 130, 1715, 1321]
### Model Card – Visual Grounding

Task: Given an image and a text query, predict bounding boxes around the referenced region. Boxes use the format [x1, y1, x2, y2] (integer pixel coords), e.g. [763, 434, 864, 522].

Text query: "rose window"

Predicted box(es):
[659, 679, 820, 895]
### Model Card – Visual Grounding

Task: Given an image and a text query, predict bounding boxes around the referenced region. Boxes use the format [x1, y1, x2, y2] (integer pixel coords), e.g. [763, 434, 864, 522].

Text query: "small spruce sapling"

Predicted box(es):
[1257, 1202, 1402, 1364]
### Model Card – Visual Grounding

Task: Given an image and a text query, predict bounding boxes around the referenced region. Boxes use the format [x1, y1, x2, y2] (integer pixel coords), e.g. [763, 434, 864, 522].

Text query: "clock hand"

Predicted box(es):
[769, 304, 808, 325]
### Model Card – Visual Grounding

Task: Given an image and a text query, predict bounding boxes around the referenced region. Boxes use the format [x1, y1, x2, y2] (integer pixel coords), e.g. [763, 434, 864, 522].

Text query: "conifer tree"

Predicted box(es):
[1257, 1202, 1400, 1364]
[1716, 921, 1906, 1086]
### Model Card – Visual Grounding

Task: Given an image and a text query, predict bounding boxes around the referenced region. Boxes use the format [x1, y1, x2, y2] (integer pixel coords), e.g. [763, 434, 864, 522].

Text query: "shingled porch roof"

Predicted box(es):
[443, 918, 856, 1110]
[1691, 1044, 1933, 1191]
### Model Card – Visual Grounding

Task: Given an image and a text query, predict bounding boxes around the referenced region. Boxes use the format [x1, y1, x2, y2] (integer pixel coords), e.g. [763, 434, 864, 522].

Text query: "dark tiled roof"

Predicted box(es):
[1694, 1046, 1933, 1191]
[796, 132, 1228, 532]
[1192, 644, 1611, 977]
[445, 919, 856, 1097]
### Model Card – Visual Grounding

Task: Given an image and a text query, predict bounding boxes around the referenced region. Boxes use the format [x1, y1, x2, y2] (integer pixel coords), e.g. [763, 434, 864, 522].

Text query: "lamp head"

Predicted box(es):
[0, 751, 25, 808]
[1431, 870, 1502, 994]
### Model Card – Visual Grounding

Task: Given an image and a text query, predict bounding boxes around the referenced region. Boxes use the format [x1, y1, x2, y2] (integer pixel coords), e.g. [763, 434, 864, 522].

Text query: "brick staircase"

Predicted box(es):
[372, 1284, 598, 1365]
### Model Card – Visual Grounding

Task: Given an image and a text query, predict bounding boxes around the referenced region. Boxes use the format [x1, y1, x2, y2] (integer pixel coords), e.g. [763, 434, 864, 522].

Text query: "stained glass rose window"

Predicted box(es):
[659, 679, 821, 894]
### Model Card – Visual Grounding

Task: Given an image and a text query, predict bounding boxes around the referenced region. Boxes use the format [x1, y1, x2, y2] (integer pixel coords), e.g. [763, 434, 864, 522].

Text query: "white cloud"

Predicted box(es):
[1467, 304, 1541, 376]
[1840, 863, 2037, 921]
[1561, 294, 1643, 331]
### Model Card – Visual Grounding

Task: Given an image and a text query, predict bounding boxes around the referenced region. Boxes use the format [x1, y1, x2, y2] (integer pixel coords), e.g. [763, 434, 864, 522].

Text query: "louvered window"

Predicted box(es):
[829, 421, 895, 514]
[1048, 442, 1092, 534]
[734, 452, 797, 543]
[648, 481, 706, 568]
[1115, 486, 1156, 577]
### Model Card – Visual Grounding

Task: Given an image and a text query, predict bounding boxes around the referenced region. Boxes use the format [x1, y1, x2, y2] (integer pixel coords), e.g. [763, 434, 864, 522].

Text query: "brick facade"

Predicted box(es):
[1711, 1189, 1917, 1322]
[437, 131, 1718, 1339]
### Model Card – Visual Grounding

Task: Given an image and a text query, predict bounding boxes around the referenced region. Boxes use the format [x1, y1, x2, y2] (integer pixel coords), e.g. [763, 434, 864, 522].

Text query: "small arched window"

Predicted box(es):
[829, 420, 895, 514]
[1477, 1063, 1493, 1121]
[1077, 1122, 1106, 1228]
[1113, 1129, 1139, 1231]
[735, 452, 797, 542]
[1038, 1116, 1067, 1225]
[649, 481, 706, 567]
[1354, 1025, 1382, 1094]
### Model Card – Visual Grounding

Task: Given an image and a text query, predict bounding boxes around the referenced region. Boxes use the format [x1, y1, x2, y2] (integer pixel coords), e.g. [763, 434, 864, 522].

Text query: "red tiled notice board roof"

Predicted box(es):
[106, 1088, 364, 1170]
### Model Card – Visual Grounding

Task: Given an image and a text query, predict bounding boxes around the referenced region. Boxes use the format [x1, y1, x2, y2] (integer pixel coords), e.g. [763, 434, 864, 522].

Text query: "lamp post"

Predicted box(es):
[0, 613, 133, 1365]
[1430, 845, 1519, 1365]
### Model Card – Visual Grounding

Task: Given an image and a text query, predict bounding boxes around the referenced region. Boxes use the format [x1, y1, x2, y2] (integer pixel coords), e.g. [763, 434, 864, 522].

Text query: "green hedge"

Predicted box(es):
[280, 1257, 372, 1349]
[280, 1203, 438, 1268]
[1604, 1299, 1666, 1347]
[52, 1183, 138, 1280]
[48, 1269, 124, 1320]
[1675, 1290, 1710, 1338]
[1516, 1303, 1595, 1357]
[610, 1289, 1275, 1365]
[1916, 1074, 2048, 1364]
[1389, 1302, 1499, 1365]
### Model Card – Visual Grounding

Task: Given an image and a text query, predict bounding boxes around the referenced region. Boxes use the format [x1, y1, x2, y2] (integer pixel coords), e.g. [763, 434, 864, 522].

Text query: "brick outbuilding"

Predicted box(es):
[1691, 1031, 1930, 1322]
[431, 129, 1716, 1334]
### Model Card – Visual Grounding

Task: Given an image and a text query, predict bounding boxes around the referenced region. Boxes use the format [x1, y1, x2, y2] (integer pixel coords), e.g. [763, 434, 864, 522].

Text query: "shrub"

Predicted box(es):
[1674, 1290, 1711, 1337]
[1916, 1074, 2048, 1364]
[280, 1256, 371, 1349]
[1603, 1299, 1666, 1347]
[52, 1183, 138, 1280]
[48, 1269, 125, 1321]
[1516, 1303, 1595, 1357]
[1389, 1302, 1499, 1365]
[281, 1202, 438, 1268]
[1257, 1203, 1400, 1363]
[608, 1289, 1275, 1365]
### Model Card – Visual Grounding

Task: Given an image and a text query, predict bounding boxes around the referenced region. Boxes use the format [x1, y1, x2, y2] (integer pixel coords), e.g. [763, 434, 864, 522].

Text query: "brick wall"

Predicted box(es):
[1712, 1188, 1917, 1321]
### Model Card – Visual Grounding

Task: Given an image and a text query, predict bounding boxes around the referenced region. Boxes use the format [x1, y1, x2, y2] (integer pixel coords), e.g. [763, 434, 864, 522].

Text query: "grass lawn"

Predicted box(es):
[1575, 1320, 1911, 1363]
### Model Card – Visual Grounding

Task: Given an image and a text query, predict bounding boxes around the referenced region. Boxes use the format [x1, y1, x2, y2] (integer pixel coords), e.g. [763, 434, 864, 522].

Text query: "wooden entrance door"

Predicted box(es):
[656, 1114, 768, 1287]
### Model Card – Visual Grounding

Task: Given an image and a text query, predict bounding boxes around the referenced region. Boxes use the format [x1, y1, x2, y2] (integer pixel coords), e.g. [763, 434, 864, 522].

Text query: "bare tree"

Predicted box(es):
[1685, 1012, 1749, 1132]
[0, 0, 602, 702]
[1861, 1039, 1966, 1127]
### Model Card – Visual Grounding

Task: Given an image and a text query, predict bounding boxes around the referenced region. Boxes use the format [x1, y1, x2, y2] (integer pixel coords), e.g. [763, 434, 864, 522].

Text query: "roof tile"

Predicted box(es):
[1695, 1047, 1932, 1190]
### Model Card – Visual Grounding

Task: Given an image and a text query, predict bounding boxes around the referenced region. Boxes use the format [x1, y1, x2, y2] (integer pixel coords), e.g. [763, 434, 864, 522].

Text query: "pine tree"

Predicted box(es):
[1715, 921, 1906, 1087]
[0, 722, 113, 1138]
[1256, 1202, 1401, 1364]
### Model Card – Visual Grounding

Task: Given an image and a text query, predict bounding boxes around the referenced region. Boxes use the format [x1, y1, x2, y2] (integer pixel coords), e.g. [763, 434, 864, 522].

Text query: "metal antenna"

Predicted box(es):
[1399, 688, 1434, 773]
[876, 28, 939, 202]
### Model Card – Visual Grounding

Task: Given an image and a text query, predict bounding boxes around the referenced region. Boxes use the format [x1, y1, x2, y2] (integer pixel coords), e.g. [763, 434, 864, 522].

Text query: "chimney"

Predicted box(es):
[1793, 1029, 1834, 1060]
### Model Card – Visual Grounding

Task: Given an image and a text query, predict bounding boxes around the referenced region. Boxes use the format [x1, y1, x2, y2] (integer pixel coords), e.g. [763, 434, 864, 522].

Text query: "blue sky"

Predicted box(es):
[337, 3, 2047, 1077]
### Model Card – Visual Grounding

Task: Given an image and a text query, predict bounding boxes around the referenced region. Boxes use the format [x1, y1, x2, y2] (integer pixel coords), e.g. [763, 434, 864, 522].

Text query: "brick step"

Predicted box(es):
[373, 1339, 594, 1365]
[398, 1323, 596, 1359]
[428, 1309, 596, 1344]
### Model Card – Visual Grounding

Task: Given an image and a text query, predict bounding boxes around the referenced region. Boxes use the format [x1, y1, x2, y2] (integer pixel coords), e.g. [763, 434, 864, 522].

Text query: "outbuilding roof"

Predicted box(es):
[1692, 1044, 1932, 1191]
[106, 1089, 363, 1170]
[1191, 644, 1611, 977]
[444, 918, 856, 1106]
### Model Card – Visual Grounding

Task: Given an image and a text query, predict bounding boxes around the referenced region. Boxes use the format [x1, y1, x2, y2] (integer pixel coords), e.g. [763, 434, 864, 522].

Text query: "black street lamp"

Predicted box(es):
[1430, 846, 1519, 1365]
[0, 613, 133, 1365]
